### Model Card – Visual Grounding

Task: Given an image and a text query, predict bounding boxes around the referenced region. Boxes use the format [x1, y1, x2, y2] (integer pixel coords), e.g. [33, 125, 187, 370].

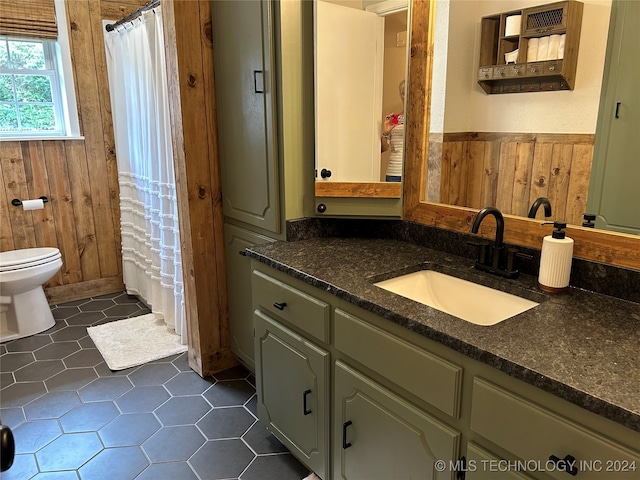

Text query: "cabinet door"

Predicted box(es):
[333, 361, 459, 480]
[254, 311, 329, 479]
[224, 223, 274, 370]
[587, 0, 640, 234]
[211, 0, 280, 233]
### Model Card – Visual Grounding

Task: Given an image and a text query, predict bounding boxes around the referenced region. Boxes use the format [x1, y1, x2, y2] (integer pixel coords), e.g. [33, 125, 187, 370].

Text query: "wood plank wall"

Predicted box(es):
[0, 0, 148, 304]
[162, 0, 237, 376]
[440, 132, 595, 226]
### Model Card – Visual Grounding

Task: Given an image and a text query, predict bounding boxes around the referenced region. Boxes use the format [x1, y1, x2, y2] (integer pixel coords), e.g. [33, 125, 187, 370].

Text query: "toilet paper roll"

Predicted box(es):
[21, 199, 44, 211]
[505, 15, 521, 37]
[547, 34, 561, 60]
[527, 38, 539, 62]
[558, 34, 566, 59]
[537, 36, 550, 61]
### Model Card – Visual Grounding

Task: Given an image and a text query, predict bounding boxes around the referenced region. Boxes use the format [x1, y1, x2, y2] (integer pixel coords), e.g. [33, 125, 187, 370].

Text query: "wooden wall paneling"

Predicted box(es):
[439, 142, 451, 204]
[43, 140, 83, 285]
[449, 141, 467, 206]
[529, 141, 553, 214]
[198, 0, 235, 374]
[0, 161, 15, 251]
[511, 142, 534, 217]
[66, 0, 120, 279]
[466, 140, 485, 209]
[21, 141, 61, 285]
[440, 134, 593, 223]
[63, 140, 101, 281]
[161, 1, 198, 368]
[495, 142, 517, 213]
[163, 0, 237, 376]
[1, 142, 37, 248]
[481, 140, 500, 208]
[548, 143, 573, 225]
[565, 144, 593, 226]
[90, 0, 123, 274]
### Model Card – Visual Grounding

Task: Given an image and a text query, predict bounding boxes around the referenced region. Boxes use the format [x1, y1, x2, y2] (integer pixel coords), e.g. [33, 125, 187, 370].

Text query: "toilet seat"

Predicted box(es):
[0, 248, 61, 272]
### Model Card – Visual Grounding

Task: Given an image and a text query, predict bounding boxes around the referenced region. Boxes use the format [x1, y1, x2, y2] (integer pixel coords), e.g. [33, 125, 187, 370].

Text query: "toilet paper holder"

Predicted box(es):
[11, 196, 49, 206]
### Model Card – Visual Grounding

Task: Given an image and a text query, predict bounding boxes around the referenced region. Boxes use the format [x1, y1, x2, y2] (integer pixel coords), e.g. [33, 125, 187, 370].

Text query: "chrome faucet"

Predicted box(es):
[528, 197, 552, 219]
[469, 207, 530, 279]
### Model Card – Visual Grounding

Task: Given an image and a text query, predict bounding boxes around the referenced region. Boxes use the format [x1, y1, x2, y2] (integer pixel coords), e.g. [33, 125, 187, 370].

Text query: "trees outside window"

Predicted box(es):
[0, 37, 65, 136]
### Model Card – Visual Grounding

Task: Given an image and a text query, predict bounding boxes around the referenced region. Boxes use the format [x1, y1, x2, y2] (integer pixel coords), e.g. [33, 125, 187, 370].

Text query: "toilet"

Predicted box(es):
[0, 248, 63, 343]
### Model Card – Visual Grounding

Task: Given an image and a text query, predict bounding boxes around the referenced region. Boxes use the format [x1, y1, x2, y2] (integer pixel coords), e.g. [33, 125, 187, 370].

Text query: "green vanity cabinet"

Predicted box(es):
[224, 224, 275, 370]
[250, 260, 640, 480]
[252, 265, 331, 479]
[333, 360, 460, 480]
[254, 310, 330, 479]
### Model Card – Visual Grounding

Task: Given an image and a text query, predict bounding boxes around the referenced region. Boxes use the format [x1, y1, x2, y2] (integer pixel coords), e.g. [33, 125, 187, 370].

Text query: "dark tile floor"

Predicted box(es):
[0, 292, 311, 480]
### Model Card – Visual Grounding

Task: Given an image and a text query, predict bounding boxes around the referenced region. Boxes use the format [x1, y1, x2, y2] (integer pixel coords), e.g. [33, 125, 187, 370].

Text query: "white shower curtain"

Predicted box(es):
[104, 7, 186, 344]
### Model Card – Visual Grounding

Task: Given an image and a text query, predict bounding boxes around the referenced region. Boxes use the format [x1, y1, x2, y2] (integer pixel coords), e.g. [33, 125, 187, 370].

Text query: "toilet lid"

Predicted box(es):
[0, 247, 61, 271]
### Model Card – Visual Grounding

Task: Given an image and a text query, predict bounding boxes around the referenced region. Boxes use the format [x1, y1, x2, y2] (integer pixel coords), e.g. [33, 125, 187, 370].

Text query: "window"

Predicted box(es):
[0, 37, 65, 135]
[0, 0, 80, 140]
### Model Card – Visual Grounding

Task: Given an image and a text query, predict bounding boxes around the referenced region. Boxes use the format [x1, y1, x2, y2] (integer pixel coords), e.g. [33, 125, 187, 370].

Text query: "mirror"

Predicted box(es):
[404, 0, 640, 271]
[314, 0, 409, 199]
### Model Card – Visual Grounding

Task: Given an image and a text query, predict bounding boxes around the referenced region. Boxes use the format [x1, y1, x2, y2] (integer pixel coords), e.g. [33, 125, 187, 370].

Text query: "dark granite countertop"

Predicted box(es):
[246, 237, 640, 433]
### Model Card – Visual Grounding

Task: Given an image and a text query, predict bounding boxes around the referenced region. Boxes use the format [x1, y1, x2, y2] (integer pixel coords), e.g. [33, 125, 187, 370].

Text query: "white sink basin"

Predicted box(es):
[374, 270, 539, 326]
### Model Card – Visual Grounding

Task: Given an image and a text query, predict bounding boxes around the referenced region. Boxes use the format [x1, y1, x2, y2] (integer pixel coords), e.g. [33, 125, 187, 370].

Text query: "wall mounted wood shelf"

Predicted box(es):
[478, 0, 583, 94]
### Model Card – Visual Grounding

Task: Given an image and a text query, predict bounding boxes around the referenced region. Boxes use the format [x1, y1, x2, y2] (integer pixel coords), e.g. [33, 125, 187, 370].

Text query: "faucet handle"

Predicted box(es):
[468, 239, 491, 266]
[506, 247, 533, 274]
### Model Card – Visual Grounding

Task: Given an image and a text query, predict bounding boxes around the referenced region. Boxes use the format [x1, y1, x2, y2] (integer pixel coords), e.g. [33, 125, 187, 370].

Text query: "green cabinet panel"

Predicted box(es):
[224, 223, 274, 371]
[254, 310, 329, 479]
[252, 269, 330, 343]
[334, 308, 462, 418]
[470, 377, 640, 480]
[333, 360, 460, 480]
[587, 0, 640, 234]
[211, 0, 280, 233]
[465, 443, 535, 480]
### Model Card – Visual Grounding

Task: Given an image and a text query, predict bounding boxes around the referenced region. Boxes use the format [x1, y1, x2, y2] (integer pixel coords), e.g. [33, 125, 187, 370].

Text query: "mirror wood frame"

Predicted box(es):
[403, 0, 640, 271]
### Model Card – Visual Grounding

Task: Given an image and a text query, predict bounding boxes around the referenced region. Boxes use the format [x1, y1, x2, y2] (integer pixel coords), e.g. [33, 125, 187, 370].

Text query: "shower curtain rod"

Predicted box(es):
[105, 0, 161, 32]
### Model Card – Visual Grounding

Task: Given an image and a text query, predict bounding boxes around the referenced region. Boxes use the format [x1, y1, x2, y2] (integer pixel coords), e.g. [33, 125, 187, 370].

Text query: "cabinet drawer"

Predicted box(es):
[526, 62, 544, 76]
[466, 442, 535, 480]
[506, 64, 526, 78]
[470, 378, 640, 479]
[479, 67, 493, 80]
[252, 270, 329, 343]
[334, 309, 462, 418]
[544, 60, 563, 74]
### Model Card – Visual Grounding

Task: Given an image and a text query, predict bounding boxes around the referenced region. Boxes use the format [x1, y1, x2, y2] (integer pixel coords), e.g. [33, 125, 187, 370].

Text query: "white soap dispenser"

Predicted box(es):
[538, 221, 573, 293]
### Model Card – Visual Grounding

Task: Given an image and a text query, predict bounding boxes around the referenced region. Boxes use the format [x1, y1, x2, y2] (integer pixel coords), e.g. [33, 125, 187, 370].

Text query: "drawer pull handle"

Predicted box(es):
[273, 302, 287, 311]
[548, 454, 578, 476]
[342, 421, 353, 449]
[303, 389, 312, 415]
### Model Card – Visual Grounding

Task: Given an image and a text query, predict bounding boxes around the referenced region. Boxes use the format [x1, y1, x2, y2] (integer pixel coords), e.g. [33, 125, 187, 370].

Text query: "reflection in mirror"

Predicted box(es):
[404, 0, 640, 271]
[314, 0, 408, 185]
[423, 0, 637, 234]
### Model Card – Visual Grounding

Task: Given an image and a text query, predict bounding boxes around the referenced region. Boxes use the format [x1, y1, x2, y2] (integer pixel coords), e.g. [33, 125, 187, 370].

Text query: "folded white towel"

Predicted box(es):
[527, 38, 539, 62]
[303, 474, 322, 480]
[558, 34, 566, 59]
[548, 34, 561, 60]
[505, 15, 521, 36]
[537, 36, 550, 61]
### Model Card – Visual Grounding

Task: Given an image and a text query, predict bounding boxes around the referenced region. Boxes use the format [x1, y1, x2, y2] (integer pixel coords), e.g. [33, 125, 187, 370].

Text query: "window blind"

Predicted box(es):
[0, 0, 58, 40]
